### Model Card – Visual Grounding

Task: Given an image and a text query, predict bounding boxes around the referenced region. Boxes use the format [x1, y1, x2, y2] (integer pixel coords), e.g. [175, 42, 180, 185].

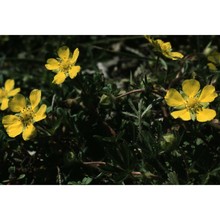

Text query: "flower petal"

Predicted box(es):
[9, 94, 26, 112]
[34, 104, 47, 122]
[30, 89, 41, 109]
[22, 124, 36, 141]
[164, 88, 185, 107]
[154, 39, 164, 51]
[70, 48, 79, 64]
[69, 66, 81, 79]
[182, 79, 200, 98]
[1, 98, 9, 110]
[0, 88, 5, 97]
[58, 46, 70, 61]
[161, 42, 172, 52]
[171, 109, 191, 121]
[45, 58, 60, 70]
[8, 88, 21, 97]
[5, 79, 14, 92]
[198, 85, 218, 103]
[170, 52, 184, 60]
[2, 115, 23, 137]
[196, 109, 216, 122]
[52, 72, 66, 84]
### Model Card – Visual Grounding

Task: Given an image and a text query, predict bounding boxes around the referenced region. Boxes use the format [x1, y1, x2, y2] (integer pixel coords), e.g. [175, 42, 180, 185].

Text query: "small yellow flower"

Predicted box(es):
[207, 51, 220, 71]
[145, 35, 184, 60]
[45, 46, 81, 85]
[0, 79, 20, 110]
[2, 89, 47, 141]
[164, 79, 218, 122]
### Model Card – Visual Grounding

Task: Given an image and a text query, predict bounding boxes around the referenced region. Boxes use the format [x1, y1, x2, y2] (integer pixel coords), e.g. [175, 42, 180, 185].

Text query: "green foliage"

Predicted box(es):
[1, 35, 220, 184]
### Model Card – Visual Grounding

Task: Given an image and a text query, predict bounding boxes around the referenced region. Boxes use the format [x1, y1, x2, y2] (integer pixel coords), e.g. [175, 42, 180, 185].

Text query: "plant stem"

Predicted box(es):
[116, 89, 145, 99]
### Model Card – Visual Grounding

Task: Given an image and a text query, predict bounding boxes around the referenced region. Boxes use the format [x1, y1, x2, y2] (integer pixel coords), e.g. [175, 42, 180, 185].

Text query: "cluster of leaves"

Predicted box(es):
[1, 35, 220, 184]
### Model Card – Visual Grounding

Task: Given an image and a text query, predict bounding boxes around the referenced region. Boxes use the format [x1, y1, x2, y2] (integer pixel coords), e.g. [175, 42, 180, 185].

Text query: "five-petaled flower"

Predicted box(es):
[0, 79, 20, 110]
[145, 35, 184, 60]
[164, 79, 218, 122]
[2, 89, 47, 141]
[45, 46, 81, 85]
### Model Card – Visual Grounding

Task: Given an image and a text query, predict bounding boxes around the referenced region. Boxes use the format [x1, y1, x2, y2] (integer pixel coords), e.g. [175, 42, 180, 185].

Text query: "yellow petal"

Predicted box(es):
[34, 104, 47, 122]
[182, 79, 200, 98]
[0, 89, 5, 97]
[70, 48, 79, 64]
[171, 109, 191, 121]
[45, 58, 60, 70]
[170, 52, 184, 60]
[52, 72, 66, 84]
[154, 39, 164, 51]
[9, 94, 26, 112]
[8, 88, 21, 97]
[155, 39, 165, 47]
[30, 89, 41, 109]
[1, 98, 9, 110]
[22, 124, 36, 141]
[198, 85, 218, 103]
[161, 42, 172, 52]
[2, 115, 23, 137]
[58, 46, 70, 61]
[196, 109, 216, 122]
[5, 79, 14, 92]
[164, 88, 185, 107]
[69, 66, 80, 79]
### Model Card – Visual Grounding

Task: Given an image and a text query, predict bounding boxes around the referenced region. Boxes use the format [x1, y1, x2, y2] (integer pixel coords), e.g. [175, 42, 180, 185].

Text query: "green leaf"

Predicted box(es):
[167, 171, 179, 185]
[122, 111, 138, 118]
[141, 104, 152, 118]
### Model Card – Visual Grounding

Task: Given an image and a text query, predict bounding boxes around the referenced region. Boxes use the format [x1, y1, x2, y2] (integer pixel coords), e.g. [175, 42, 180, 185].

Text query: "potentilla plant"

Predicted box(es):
[1, 36, 220, 185]
[45, 46, 81, 85]
[164, 79, 218, 122]
[145, 35, 184, 60]
[2, 89, 47, 141]
[0, 79, 20, 111]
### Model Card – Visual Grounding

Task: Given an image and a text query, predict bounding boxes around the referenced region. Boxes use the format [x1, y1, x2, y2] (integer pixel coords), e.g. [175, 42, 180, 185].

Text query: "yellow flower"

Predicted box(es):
[207, 51, 220, 71]
[0, 79, 20, 110]
[164, 79, 218, 122]
[145, 35, 184, 60]
[2, 89, 47, 141]
[45, 46, 81, 85]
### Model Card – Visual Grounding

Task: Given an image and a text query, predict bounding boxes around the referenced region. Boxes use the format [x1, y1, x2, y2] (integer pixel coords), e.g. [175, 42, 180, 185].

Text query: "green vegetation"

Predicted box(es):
[0, 35, 220, 184]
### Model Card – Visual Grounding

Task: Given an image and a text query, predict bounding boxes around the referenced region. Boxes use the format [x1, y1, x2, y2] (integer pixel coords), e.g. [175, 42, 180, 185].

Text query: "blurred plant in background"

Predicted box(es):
[0, 35, 220, 185]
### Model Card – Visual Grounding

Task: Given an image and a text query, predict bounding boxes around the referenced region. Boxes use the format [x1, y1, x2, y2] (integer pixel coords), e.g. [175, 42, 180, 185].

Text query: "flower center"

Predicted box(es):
[60, 60, 71, 73]
[185, 97, 202, 113]
[20, 106, 35, 126]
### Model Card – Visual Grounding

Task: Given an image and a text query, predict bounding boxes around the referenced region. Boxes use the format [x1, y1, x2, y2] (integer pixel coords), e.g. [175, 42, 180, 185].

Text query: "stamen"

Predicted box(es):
[19, 106, 35, 126]
[185, 97, 203, 114]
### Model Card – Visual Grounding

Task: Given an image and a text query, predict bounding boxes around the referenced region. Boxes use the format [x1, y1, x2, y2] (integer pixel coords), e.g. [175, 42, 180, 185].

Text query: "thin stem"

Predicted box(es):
[83, 161, 106, 166]
[116, 89, 145, 99]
